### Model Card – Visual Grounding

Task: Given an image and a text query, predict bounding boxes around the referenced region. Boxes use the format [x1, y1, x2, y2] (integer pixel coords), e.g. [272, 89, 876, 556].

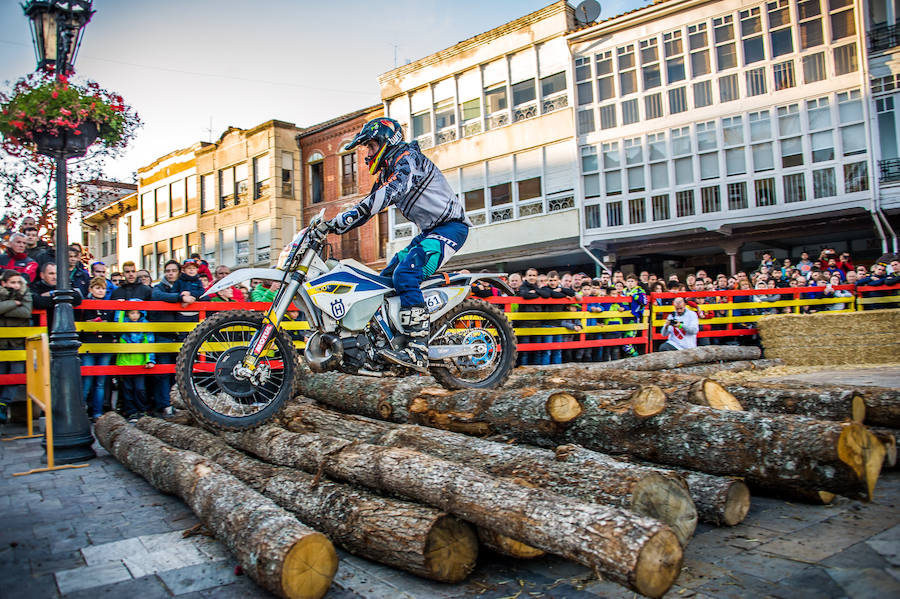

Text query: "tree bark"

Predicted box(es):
[522, 346, 761, 372]
[727, 383, 900, 429]
[370, 387, 883, 501]
[281, 402, 697, 546]
[135, 417, 479, 582]
[93, 414, 336, 599]
[504, 367, 701, 391]
[659, 359, 782, 376]
[553, 395, 884, 501]
[726, 383, 868, 424]
[219, 425, 683, 599]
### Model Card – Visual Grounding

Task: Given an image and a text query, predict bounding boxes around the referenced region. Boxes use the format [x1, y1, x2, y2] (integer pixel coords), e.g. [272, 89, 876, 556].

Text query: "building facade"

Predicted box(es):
[865, 0, 900, 249]
[379, 1, 591, 273]
[570, 0, 895, 274]
[297, 105, 389, 271]
[195, 120, 302, 272]
[136, 143, 209, 278]
[81, 190, 139, 273]
[73, 179, 136, 269]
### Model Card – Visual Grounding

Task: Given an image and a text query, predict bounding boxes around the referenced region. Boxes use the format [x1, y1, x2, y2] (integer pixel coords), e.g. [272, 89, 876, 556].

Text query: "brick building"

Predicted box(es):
[297, 104, 389, 271]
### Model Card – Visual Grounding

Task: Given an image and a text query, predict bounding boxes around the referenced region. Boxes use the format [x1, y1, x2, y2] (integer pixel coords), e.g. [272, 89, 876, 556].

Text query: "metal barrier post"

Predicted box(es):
[3, 334, 90, 476]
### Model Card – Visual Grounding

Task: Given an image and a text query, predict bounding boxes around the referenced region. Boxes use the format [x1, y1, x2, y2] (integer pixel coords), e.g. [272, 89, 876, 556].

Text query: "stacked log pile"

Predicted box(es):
[113, 346, 895, 598]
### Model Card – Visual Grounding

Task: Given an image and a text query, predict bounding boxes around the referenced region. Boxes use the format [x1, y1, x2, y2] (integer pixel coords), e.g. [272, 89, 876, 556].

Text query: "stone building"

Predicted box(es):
[195, 120, 302, 271]
[136, 143, 209, 277]
[297, 104, 389, 271]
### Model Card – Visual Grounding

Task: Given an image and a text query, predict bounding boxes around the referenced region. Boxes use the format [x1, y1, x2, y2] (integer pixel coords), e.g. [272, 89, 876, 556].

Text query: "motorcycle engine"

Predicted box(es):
[340, 333, 377, 372]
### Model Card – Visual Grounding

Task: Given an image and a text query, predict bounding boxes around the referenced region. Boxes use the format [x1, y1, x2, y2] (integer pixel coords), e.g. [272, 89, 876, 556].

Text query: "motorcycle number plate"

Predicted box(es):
[425, 291, 447, 313]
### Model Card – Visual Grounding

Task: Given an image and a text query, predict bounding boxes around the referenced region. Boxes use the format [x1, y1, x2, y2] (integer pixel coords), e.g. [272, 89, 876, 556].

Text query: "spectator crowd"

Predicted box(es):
[0, 213, 898, 424]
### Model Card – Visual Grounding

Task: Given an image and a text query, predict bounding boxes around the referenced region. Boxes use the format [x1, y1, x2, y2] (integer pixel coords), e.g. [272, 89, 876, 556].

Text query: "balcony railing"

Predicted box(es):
[869, 23, 900, 52]
[880, 158, 900, 184]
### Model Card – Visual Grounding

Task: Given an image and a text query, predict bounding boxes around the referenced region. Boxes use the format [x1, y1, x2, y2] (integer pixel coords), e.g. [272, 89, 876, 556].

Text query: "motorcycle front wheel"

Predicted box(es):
[429, 298, 517, 390]
[175, 309, 299, 431]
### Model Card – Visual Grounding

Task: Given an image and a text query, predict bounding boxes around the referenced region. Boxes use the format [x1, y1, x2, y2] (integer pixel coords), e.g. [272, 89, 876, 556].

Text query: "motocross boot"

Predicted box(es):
[380, 306, 430, 373]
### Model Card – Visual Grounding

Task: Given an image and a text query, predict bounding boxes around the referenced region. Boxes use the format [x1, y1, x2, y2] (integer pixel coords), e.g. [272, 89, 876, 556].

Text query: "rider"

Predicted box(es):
[314, 117, 471, 372]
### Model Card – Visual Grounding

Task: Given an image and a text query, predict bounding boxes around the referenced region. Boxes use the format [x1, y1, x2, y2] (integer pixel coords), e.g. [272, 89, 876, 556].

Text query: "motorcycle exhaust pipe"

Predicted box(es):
[304, 332, 344, 373]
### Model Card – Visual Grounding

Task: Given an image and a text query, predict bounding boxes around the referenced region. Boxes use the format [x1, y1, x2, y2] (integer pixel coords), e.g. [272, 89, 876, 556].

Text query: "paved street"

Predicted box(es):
[1, 422, 899, 599]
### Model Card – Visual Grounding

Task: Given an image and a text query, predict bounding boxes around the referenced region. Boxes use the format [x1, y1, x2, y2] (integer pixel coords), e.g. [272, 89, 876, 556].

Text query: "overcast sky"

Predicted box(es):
[0, 0, 643, 182]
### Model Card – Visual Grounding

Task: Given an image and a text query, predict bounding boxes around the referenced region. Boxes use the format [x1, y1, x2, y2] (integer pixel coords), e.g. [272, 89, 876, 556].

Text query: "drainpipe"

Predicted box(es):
[858, 5, 890, 254]
[878, 209, 899, 253]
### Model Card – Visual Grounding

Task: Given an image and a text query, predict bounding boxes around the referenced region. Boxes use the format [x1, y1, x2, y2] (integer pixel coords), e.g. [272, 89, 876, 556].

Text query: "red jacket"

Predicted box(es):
[0, 249, 38, 282]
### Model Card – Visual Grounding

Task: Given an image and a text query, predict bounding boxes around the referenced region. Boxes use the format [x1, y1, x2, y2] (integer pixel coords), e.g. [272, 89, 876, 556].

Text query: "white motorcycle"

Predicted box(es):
[175, 209, 517, 431]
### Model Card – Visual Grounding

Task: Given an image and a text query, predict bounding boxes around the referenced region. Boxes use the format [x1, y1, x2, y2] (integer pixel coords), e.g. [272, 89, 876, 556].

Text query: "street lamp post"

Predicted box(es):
[23, 0, 97, 464]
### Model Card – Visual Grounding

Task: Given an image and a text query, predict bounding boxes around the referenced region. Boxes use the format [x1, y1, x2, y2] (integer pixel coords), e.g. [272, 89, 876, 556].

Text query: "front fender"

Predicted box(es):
[202, 268, 288, 298]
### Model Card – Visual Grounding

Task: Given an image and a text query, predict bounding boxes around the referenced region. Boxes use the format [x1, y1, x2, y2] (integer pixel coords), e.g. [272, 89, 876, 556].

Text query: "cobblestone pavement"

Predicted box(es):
[1, 424, 898, 599]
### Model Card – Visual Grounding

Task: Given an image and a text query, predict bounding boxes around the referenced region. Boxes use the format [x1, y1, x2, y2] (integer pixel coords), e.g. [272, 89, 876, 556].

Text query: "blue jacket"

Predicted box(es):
[115, 309, 155, 366]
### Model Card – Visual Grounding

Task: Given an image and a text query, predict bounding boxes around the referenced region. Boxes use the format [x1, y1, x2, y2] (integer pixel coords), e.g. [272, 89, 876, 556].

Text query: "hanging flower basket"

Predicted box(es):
[0, 69, 140, 159]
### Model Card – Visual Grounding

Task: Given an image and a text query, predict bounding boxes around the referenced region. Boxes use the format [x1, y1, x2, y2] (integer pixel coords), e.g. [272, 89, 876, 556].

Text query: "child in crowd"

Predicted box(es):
[0, 270, 33, 418]
[115, 302, 155, 420]
[79, 276, 114, 420]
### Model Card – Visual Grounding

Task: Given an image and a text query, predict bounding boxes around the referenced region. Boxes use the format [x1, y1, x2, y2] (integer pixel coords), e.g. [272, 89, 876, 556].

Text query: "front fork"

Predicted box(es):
[241, 275, 303, 371]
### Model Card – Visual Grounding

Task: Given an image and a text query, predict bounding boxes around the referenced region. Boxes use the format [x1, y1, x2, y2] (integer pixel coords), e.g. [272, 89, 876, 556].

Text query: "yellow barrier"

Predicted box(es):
[2, 334, 90, 476]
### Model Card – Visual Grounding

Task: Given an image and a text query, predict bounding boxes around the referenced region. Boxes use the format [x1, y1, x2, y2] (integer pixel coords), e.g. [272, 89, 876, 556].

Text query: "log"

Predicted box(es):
[557, 394, 885, 501]
[659, 359, 783, 376]
[381, 386, 884, 501]
[221, 425, 683, 598]
[281, 402, 698, 545]
[93, 414, 336, 599]
[505, 367, 701, 392]
[524, 346, 761, 372]
[680, 472, 750, 526]
[727, 383, 900, 428]
[135, 417, 479, 582]
[725, 383, 866, 423]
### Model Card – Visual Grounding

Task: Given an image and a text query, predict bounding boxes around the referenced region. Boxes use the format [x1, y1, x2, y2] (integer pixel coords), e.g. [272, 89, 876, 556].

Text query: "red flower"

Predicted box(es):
[60, 108, 72, 116]
[10, 120, 24, 129]
[51, 90, 58, 99]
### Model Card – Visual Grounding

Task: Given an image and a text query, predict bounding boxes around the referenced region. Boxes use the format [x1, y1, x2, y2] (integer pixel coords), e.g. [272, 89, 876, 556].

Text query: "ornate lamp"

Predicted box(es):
[23, 0, 94, 75]
[23, 0, 97, 464]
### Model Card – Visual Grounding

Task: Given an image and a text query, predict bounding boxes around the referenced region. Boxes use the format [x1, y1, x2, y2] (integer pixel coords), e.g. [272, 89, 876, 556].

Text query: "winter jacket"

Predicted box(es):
[69, 265, 91, 298]
[26, 244, 53, 267]
[250, 284, 277, 303]
[150, 279, 181, 323]
[29, 277, 81, 331]
[76, 304, 115, 344]
[0, 249, 38, 282]
[517, 280, 550, 328]
[0, 286, 34, 349]
[543, 285, 573, 328]
[114, 309, 155, 366]
[110, 280, 152, 301]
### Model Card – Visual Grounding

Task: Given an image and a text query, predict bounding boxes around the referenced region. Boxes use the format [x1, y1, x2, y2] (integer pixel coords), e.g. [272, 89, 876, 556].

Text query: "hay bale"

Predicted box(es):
[758, 310, 900, 366]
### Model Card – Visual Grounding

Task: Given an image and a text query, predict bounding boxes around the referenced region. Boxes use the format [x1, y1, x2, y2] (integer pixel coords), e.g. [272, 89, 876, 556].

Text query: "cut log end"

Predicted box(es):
[423, 515, 479, 583]
[281, 531, 338, 599]
[837, 423, 886, 501]
[851, 394, 866, 424]
[546, 392, 582, 423]
[722, 481, 751, 526]
[872, 431, 897, 468]
[631, 385, 667, 418]
[696, 380, 744, 411]
[476, 527, 545, 559]
[633, 528, 683, 599]
[629, 473, 698, 547]
[817, 491, 837, 504]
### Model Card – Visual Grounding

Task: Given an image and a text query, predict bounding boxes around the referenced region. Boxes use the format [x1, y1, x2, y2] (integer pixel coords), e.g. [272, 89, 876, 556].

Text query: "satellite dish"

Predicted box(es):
[574, 0, 601, 25]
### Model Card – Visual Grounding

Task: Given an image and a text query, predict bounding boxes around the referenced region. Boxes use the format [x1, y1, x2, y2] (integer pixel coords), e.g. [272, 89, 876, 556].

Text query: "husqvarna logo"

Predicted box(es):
[330, 299, 346, 318]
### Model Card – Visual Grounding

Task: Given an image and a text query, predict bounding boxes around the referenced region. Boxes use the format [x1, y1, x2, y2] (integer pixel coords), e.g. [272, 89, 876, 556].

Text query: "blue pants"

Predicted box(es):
[81, 353, 111, 418]
[381, 221, 468, 308]
[119, 375, 149, 416]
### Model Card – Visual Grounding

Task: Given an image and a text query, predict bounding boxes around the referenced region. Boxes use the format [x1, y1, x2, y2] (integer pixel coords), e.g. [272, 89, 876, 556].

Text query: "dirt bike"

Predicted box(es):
[175, 209, 517, 431]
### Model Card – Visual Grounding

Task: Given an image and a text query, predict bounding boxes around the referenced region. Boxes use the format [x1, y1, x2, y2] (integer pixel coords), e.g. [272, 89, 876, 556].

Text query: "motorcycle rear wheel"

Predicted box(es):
[175, 309, 299, 431]
[429, 298, 517, 390]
